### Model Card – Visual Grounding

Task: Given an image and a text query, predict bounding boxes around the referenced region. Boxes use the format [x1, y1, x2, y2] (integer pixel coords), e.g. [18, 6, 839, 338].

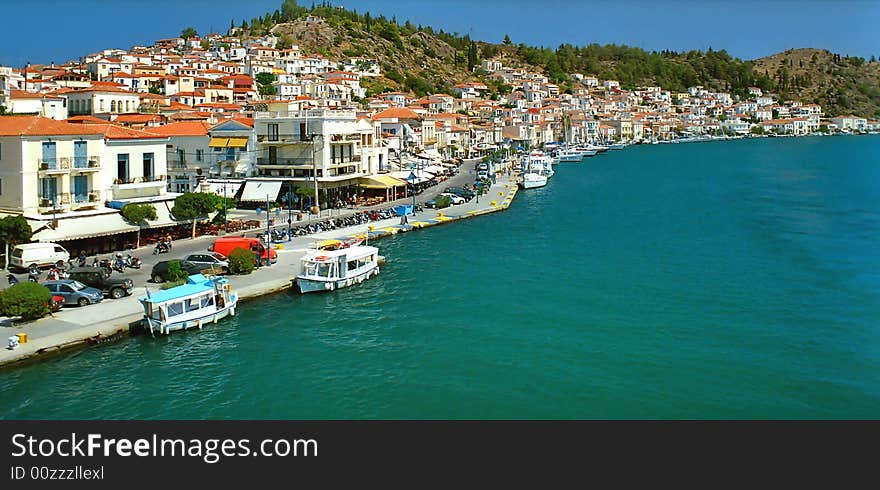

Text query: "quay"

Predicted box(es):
[0, 169, 520, 369]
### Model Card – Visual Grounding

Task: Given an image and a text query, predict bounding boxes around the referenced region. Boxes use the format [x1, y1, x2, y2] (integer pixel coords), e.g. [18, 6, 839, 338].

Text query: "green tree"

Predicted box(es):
[121, 203, 157, 248]
[180, 27, 198, 41]
[467, 40, 478, 72]
[0, 282, 51, 320]
[503, 34, 512, 46]
[0, 216, 33, 271]
[148, 84, 163, 95]
[255, 72, 277, 97]
[228, 247, 256, 275]
[200, 39, 211, 51]
[172, 192, 220, 238]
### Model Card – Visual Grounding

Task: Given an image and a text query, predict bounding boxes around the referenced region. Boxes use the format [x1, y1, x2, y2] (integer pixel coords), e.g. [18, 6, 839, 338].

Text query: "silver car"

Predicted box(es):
[183, 253, 230, 273]
[43, 280, 104, 307]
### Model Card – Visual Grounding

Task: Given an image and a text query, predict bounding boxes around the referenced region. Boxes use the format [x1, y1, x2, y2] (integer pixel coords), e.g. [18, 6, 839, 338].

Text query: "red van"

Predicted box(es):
[209, 237, 277, 264]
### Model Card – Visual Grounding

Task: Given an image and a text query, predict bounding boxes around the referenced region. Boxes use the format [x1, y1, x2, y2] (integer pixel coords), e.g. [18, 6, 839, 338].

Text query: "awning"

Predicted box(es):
[390, 170, 434, 184]
[227, 137, 248, 148]
[32, 213, 138, 242]
[201, 180, 245, 197]
[358, 175, 406, 189]
[209, 137, 229, 147]
[146, 201, 181, 228]
[239, 180, 283, 202]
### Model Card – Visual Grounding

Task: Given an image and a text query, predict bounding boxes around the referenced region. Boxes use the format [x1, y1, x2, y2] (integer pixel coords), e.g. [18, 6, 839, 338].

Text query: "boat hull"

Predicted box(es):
[519, 175, 548, 189]
[145, 294, 238, 336]
[296, 266, 380, 294]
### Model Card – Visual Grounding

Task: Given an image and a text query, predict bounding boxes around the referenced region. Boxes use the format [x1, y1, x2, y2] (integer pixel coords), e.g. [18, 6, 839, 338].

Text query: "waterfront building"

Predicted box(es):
[254, 106, 387, 207]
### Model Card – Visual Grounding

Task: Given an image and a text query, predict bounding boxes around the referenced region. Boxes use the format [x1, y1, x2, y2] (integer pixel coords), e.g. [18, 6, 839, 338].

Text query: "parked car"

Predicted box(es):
[9, 243, 70, 272]
[439, 193, 466, 205]
[150, 260, 204, 284]
[67, 266, 134, 299]
[42, 280, 103, 307]
[443, 186, 475, 200]
[183, 253, 230, 273]
[425, 196, 451, 209]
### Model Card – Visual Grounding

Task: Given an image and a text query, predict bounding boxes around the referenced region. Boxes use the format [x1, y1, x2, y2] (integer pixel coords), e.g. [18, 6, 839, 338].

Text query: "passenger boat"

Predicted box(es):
[295, 245, 380, 293]
[139, 274, 237, 336]
[519, 172, 548, 189]
[573, 146, 599, 157]
[557, 148, 583, 162]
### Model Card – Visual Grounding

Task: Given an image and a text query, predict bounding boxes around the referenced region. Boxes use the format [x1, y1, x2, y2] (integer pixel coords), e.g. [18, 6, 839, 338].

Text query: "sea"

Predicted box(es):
[1, 135, 878, 419]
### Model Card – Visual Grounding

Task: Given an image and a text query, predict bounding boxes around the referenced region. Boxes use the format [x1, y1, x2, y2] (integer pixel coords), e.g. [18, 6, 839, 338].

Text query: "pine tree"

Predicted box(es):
[503, 34, 512, 46]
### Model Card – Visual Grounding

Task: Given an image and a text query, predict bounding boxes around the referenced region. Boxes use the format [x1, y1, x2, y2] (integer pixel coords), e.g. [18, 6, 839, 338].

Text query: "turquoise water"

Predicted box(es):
[2, 136, 879, 419]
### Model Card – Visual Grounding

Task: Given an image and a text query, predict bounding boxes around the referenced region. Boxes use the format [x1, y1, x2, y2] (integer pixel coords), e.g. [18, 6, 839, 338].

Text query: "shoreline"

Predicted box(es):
[0, 174, 520, 370]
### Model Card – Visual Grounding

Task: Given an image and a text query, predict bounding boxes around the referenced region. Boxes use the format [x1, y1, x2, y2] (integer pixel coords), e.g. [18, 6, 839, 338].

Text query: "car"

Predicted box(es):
[439, 193, 466, 205]
[42, 280, 104, 307]
[443, 186, 475, 200]
[67, 266, 134, 299]
[150, 260, 205, 283]
[183, 253, 230, 273]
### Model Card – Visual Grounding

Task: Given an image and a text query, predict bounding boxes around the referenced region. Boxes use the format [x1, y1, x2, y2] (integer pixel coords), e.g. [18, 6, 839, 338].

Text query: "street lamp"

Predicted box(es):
[286, 190, 293, 241]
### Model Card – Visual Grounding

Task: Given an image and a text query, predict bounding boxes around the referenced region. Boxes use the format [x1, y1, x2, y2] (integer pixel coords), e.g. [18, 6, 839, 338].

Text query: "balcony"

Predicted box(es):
[257, 134, 309, 144]
[112, 175, 167, 199]
[38, 194, 71, 214]
[70, 190, 102, 210]
[38, 158, 71, 174]
[256, 157, 313, 168]
[72, 156, 101, 171]
[329, 133, 362, 143]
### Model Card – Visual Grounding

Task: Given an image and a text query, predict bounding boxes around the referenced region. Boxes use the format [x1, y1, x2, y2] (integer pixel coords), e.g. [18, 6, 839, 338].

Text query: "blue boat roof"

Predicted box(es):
[139, 275, 218, 304]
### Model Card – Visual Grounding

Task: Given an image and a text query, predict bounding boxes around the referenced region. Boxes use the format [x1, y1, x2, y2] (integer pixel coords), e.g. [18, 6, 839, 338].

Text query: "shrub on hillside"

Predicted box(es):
[0, 282, 51, 320]
[228, 247, 256, 275]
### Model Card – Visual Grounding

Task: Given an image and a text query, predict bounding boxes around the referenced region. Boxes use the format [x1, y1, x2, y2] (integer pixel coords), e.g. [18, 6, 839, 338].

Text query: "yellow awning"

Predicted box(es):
[227, 137, 248, 148]
[209, 137, 229, 148]
[358, 175, 406, 189]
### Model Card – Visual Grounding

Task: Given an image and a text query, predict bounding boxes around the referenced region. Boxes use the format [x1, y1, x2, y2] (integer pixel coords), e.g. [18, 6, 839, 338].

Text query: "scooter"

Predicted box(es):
[153, 242, 170, 255]
[7, 274, 18, 286]
[126, 254, 142, 269]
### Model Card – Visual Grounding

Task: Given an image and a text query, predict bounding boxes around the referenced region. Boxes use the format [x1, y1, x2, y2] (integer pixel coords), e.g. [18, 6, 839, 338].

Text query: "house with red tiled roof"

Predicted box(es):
[0, 116, 169, 234]
[66, 86, 142, 118]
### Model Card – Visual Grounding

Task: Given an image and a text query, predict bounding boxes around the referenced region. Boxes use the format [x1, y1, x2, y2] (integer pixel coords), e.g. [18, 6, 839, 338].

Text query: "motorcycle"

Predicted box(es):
[153, 241, 170, 255]
[111, 255, 127, 274]
[7, 274, 18, 286]
[126, 254, 142, 269]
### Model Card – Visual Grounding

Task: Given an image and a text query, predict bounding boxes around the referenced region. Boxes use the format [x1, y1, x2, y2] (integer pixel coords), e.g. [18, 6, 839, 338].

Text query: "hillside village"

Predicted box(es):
[0, 14, 877, 251]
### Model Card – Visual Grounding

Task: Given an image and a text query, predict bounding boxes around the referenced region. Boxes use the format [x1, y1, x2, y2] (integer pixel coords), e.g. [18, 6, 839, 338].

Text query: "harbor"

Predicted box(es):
[0, 160, 521, 368]
[2, 135, 877, 419]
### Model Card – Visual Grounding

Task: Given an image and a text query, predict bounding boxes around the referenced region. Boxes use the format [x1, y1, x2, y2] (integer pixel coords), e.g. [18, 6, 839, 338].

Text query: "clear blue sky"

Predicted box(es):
[1, 0, 875, 67]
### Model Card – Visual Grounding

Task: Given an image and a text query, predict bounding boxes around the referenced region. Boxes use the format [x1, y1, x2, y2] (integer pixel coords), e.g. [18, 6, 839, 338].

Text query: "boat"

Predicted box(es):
[527, 150, 554, 178]
[606, 142, 626, 150]
[295, 245, 380, 293]
[557, 148, 582, 162]
[139, 274, 237, 336]
[573, 146, 599, 157]
[519, 172, 548, 189]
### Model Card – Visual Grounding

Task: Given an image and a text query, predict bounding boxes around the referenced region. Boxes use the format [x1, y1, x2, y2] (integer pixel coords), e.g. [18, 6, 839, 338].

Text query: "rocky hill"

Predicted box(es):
[237, 3, 879, 117]
[753, 48, 880, 117]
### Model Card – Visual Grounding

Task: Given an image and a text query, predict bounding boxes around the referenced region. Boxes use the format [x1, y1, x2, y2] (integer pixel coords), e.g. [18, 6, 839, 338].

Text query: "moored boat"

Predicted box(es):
[295, 245, 380, 293]
[139, 274, 237, 336]
[519, 172, 548, 189]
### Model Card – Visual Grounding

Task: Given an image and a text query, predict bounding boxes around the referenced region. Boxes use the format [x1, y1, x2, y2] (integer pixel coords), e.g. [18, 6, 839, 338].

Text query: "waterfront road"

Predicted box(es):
[0, 163, 521, 367]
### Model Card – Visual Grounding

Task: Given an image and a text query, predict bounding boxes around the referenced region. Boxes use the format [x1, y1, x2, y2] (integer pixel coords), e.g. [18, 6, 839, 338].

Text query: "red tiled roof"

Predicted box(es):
[149, 120, 211, 136]
[0, 116, 100, 136]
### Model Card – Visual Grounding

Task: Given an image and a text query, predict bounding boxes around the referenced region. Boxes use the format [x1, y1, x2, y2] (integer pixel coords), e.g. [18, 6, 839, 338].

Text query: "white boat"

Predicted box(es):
[527, 150, 554, 178]
[519, 172, 548, 189]
[296, 245, 380, 293]
[606, 143, 626, 150]
[557, 148, 583, 162]
[573, 146, 599, 157]
[139, 274, 237, 336]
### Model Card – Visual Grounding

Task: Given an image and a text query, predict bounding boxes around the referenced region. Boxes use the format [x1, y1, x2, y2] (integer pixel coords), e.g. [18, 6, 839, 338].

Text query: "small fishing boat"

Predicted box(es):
[139, 274, 237, 336]
[295, 245, 380, 293]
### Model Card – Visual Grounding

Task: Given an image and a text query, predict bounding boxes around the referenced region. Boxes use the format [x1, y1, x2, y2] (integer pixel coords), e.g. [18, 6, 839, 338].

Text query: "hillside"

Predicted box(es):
[753, 48, 880, 117]
[237, 2, 879, 117]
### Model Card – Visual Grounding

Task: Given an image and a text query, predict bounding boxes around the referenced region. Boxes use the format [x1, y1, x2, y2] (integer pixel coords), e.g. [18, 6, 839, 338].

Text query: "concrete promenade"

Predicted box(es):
[0, 169, 521, 368]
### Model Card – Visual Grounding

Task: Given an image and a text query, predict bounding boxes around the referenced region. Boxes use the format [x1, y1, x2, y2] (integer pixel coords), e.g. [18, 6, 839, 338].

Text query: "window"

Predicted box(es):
[166, 302, 184, 317]
[117, 154, 129, 182]
[110, 100, 116, 113]
[54, 246, 65, 253]
[200, 295, 214, 308]
[196, 149, 203, 162]
[268, 123, 279, 142]
[299, 123, 307, 140]
[0, 177, 2, 195]
[143, 152, 154, 180]
[40, 177, 57, 203]
[185, 298, 201, 312]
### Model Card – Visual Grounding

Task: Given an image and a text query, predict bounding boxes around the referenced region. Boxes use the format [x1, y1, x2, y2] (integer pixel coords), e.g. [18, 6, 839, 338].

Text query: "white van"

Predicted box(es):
[9, 243, 70, 271]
